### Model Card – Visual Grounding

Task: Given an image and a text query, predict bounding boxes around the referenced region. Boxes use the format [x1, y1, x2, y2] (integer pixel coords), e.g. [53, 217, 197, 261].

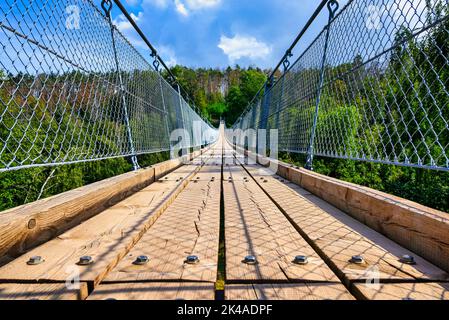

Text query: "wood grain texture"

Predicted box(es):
[88, 282, 215, 300]
[223, 163, 339, 283]
[103, 159, 221, 283]
[238, 147, 449, 274]
[243, 165, 449, 283]
[0, 164, 204, 285]
[225, 283, 354, 300]
[0, 283, 88, 300]
[352, 282, 449, 300]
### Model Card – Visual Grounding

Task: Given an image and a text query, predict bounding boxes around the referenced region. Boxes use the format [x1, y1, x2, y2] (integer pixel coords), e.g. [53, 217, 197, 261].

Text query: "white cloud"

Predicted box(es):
[125, 0, 142, 6]
[175, 0, 189, 16]
[158, 45, 178, 67]
[185, 0, 221, 10]
[143, 0, 170, 8]
[218, 34, 272, 63]
[112, 12, 146, 48]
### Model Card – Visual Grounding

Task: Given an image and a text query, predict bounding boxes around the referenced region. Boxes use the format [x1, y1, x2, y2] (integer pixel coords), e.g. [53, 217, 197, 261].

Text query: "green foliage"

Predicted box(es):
[166, 66, 267, 127]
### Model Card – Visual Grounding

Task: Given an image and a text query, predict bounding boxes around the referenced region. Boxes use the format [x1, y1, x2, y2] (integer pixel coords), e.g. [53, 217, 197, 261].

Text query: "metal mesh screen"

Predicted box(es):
[231, 0, 449, 171]
[0, 0, 216, 172]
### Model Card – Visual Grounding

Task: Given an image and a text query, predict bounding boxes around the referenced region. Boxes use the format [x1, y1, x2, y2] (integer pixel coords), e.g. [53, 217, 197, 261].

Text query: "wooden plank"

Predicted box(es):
[103, 161, 221, 283]
[223, 164, 339, 282]
[0, 164, 205, 285]
[352, 282, 449, 300]
[0, 283, 88, 300]
[252, 154, 449, 274]
[225, 283, 354, 300]
[244, 165, 449, 282]
[88, 282, 215, 300]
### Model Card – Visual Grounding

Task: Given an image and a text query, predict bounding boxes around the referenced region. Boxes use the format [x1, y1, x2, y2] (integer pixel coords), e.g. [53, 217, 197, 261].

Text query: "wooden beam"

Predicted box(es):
[88, 282, 215, 300]
[352, 282, 449, 300]
[0, 283, 88, 300]
[225, 283, 354, 300]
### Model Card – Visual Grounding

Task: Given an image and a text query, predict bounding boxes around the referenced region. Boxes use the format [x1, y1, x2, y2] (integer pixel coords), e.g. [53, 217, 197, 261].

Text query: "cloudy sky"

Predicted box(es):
[107, 0, 347, 69]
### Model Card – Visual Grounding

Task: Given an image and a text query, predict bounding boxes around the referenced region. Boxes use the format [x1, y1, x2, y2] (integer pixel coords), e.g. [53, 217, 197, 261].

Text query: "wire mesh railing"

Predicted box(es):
[0, 0, 217, 172]
[231, 0, 449, 171]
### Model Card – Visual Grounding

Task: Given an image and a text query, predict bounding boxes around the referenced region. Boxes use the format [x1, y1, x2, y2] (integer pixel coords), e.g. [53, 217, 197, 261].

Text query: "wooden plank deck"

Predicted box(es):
[102, 160, 221, 283]
[0, 129, 448, 300]
[222, 163, 339, 283]
[0, 163, 207, 286]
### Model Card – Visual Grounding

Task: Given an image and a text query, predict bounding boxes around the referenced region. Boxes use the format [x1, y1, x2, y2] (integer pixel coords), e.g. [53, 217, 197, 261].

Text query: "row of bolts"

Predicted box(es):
[26, 253, 417, 267]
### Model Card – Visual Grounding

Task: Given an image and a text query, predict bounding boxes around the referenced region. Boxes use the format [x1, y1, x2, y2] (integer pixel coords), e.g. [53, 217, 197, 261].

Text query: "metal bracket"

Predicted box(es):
[282, 50, 293, 72]
[327, 0, 339, 20]
[101, 0, 113, 18]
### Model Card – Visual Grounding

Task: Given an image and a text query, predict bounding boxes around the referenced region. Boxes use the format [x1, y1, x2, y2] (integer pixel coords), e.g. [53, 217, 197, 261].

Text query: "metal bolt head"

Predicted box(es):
[349, 255, 364, 264]
[400, 255, 416, 265]
[27, 256, 44, 265]
[293, 255, 309, 265]
[133, 255, 149, 265]
[77, 256, 94, 266]
[185, 255, 200, 265]
[243, 255, 257, 265]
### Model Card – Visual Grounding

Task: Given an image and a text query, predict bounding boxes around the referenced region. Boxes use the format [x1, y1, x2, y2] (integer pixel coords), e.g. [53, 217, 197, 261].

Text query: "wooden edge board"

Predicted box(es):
[0, 282, 88, 300]
[225, 283, 354, 300]
[88, 282, 215, 300]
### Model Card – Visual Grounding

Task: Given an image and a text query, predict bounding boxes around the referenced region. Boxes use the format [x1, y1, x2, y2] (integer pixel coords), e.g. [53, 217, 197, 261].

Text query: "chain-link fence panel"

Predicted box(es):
[232, 0, 449, 171]
[0, 0, 216, 172]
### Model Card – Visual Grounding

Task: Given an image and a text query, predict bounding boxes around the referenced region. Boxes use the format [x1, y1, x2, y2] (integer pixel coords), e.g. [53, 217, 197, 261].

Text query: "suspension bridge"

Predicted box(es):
[0, 0, 448, 300]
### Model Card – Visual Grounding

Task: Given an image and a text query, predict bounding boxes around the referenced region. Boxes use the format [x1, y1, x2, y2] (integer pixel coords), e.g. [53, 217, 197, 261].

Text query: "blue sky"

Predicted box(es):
[108, 0, 349, 69]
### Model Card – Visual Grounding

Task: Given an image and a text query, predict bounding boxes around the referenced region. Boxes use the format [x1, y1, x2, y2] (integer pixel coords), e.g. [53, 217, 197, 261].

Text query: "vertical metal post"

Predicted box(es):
[103, 0, 139, 170]
[177, 84, 187, 154]
[305, 0, 339, 171]
[159, 76, 172, 153]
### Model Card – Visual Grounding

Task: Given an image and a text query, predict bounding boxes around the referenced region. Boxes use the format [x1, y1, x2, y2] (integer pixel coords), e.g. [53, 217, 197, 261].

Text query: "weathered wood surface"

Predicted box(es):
[225, 283, 354, 300]
[240, 148, 449, 274]
[244, 164, 449, 283]
[352, 282, 449, 300]
[0, 164, 205, 285]
[103, 161, 221, 283]
[222, 162, 339, 283]
[0, 283, 88, 300]
[89, 283, 215, 300]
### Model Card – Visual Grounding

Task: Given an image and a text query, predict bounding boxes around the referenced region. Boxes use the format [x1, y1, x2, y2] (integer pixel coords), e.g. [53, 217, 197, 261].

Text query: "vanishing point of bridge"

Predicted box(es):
[0, 0, 449, 300]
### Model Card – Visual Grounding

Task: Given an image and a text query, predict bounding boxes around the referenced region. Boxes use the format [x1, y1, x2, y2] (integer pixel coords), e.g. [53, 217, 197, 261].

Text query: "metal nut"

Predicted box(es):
[400, 255, 416, 265]
[185, 255, 200, 265]
[77, 256, 94, 266]
[243, 255, 257, 265]
[133, 255, 150, 265]
[293, 255, 309, 265]
[349, 255, 364, 264]
[27, 256, 44, 265]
